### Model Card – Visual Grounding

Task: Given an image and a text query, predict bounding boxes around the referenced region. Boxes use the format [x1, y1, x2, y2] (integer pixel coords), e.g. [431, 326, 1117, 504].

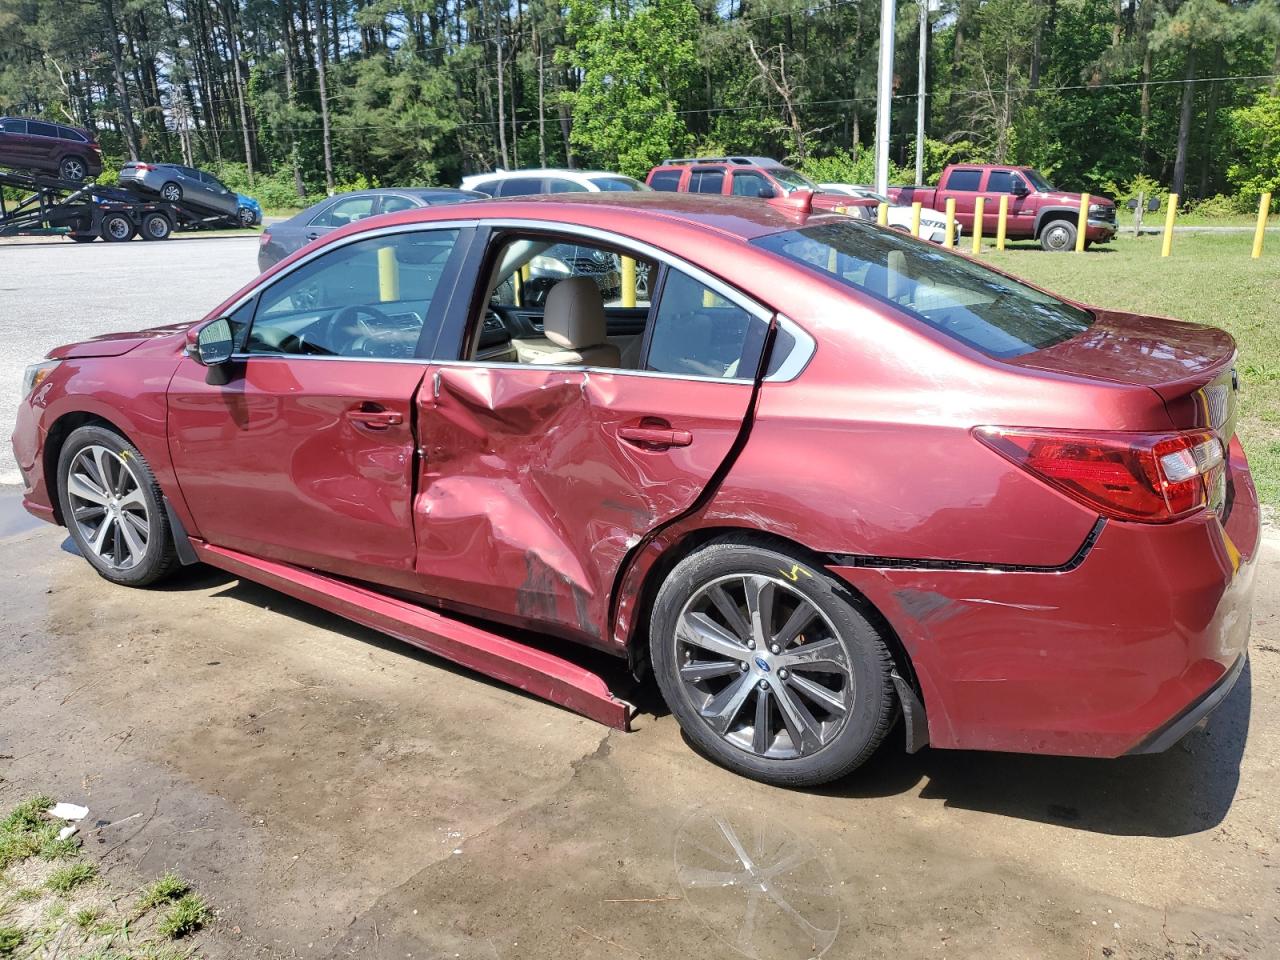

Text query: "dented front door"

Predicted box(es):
[413, 366, 755, 649]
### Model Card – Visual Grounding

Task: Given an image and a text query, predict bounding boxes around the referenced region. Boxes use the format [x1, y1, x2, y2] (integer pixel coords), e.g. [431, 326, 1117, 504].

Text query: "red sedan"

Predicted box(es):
[11, 193, 1258, 786]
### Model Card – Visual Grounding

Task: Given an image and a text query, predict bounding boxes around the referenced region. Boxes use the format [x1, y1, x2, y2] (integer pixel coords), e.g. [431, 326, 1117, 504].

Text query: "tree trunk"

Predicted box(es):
[1171, 45, 1196, 196]
[1139, 41, 1152, 167]
[101, 0, 141, 159]
[537, 34, 547, 167]
[1198, 78, 1218, 198]
[313, 0, 336, 192]
[222, 0, 255, 183]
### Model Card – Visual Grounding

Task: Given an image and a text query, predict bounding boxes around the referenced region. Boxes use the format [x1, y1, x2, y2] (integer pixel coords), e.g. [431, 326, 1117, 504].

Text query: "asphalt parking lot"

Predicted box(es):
[1, 236, 1278, 959]
[0, 234, 262, 483]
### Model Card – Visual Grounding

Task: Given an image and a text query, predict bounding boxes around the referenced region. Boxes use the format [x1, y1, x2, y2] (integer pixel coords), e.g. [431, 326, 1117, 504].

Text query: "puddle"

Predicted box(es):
[0, 491, 45, 542]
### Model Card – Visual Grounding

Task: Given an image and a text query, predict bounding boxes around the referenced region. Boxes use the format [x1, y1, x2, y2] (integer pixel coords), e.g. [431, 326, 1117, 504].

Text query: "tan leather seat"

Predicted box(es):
[540, 277, 621, 367]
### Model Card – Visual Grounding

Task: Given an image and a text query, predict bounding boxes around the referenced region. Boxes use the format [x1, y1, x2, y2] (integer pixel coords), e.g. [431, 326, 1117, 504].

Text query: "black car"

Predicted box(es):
[258, 188, 483, 271]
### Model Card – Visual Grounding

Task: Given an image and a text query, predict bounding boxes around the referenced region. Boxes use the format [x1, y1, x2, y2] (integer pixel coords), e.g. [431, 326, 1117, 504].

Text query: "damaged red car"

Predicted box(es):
[11, 193, 1258, 786]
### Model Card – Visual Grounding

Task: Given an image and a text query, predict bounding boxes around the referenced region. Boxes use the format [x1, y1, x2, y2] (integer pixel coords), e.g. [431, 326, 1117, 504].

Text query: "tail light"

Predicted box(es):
[131, 163, 154, 172]
[259, 232, 271, 247]
[975, 426, 1225, 523]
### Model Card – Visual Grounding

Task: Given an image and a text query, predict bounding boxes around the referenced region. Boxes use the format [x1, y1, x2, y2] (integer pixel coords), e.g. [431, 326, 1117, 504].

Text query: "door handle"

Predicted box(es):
[306, 232, 320, 241]
[346, 404, 403, 429]
[618, 425, 693, 448]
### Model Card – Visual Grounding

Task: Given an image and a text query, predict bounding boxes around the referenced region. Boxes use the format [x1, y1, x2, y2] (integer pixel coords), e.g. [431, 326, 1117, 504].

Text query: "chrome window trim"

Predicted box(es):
[212, 216, 814, 383]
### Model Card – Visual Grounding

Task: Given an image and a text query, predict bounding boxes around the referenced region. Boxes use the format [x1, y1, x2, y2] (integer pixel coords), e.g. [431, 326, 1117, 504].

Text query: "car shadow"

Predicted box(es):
[110, 556, 1251, 838]
[812, 660, 1252, 838]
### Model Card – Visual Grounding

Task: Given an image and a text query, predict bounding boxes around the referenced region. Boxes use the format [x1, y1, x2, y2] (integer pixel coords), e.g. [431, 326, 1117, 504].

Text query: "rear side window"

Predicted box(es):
[496, 177, 546, 197]
[946, 169, 983, 191]
[986, 171, 1013, 193]
[752, 220, 1094, 359]
[689, 169, 725, 194]
[28, 121, 58, 139]
[58, 127, 87, 142]
[649, 170, 681, 192]
[647, 270, 768, 379]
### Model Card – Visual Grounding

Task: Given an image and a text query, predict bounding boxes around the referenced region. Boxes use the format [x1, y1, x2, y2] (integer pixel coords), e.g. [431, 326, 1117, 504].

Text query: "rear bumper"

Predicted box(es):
[830, 439, 1260, 757]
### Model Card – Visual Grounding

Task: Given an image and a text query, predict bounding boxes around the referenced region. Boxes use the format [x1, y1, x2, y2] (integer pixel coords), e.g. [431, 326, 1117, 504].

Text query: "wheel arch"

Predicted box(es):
[1033, 207, 1079, 237]
[615, 524, 923, 704]
[42, 411, 131, 525]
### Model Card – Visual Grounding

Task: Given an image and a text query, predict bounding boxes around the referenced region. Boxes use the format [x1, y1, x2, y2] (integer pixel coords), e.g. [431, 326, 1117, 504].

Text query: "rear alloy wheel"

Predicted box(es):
[1040, 220, 1077, 252]
[58, 156, 88, 182]
[100, 213, 134, 242]
[140, 212, 172, 241]
[651, 540, 897, 787]
[159, 182, 182, 203]
[56, 426, 179, 587]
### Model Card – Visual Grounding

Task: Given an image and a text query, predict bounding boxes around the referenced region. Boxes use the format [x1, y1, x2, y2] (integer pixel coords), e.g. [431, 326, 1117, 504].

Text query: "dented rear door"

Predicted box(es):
[412, 365, 756, 650]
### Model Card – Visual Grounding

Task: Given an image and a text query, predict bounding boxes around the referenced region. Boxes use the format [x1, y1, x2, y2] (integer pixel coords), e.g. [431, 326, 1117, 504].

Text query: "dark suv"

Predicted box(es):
[0, 117, 104, 182]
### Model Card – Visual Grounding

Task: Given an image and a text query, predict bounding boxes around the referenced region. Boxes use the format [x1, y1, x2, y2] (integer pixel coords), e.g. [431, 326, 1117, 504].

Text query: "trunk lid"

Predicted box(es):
[1006, 309, 1239, 439]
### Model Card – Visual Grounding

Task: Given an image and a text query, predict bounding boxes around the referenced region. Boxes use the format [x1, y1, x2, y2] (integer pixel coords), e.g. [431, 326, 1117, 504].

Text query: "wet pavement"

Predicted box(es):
[1, 489, 1277, 959]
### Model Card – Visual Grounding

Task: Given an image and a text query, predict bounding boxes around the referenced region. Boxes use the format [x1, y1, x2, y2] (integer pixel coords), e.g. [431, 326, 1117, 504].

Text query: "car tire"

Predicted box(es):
[67, 234, 96, 243]
[56, 425, 180, 588]
[650, 538, 897, 787]
[1040, 220, 1077, 252]
[100, 213, 134, 242]
[238, 206, 256, 228]
[160, 182, 182, 203]
[58, 156, 88, 182]
[140, 212, 172, 241]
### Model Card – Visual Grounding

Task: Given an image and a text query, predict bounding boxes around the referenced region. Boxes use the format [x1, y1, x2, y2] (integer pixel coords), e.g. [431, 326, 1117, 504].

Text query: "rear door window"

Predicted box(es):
[547, 178, 588, 193]
[0, 119, 27, 134]
[946, 169, 983, 192]
[310, 196, 376, 227]
[379, 195, 419, 214]
[496, 177, 546, 197]
[648, 170, 681, 192]
[646, 270, 768, 379]
[752, 220, 1093, 358]
[689, 169, 725, 194]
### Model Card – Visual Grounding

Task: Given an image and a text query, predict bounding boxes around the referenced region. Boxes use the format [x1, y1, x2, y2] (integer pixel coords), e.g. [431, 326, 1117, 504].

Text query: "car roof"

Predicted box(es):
[465, 169, 635, 181]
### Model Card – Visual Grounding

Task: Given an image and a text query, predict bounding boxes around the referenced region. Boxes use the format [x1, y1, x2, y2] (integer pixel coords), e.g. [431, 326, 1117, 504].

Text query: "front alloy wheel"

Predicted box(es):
[57, 426, 179, 586]
[651, 540, 897, 787]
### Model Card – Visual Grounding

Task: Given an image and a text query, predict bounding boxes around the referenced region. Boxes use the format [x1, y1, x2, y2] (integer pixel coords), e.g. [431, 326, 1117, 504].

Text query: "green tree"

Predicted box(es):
[1227, 89, 1280, 201]
[562, 0, 699, 177]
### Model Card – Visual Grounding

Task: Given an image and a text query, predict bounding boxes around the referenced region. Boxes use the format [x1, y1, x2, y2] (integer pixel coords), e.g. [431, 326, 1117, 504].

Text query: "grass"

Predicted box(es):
[0, 798, 216, 955]
[155, 893, 210, 939]
[984, 231, 1280, 510]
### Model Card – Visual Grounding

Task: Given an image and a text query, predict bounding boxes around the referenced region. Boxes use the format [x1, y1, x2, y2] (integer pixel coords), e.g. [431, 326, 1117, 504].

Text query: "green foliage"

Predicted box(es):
[73, 906, 102, 929]
[0, 796, 75, 868]
[798, 149, 911, 188]
[1105, 173, 1170, 210]
[155, 893, 209, 939]
[563, 0, 699, 177]
[135, 873, 189, 912]
[1227, 91, 1280, 203]
[0, 925, 22, 956]
[46, 861, 96, 893]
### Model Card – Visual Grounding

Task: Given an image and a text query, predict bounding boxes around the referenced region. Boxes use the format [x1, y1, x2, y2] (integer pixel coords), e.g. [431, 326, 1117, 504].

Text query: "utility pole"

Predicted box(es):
[916, 0, 928, 186]
[874, 0, 896, 195]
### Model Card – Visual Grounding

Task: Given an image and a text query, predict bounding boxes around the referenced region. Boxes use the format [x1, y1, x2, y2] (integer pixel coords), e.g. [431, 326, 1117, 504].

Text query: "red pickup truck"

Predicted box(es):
[887, 165, 1117, 252]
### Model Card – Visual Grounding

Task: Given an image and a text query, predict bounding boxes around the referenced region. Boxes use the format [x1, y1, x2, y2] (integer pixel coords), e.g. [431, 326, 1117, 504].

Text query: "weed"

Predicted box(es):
[47, 861, 97, 893]
[156, 893, 209, 939]
[136, 873, 189, 912]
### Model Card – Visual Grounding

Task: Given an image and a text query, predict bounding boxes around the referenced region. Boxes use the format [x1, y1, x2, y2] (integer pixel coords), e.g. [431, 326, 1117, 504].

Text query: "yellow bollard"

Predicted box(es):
[827, 245, 838, 273]
[1075, 192, 1089, 252]
[621, 256, 637, 307]
[996, 195, 1008, 251]
[1252, 192, 1271, 260]
[877, 202, 889, 227]
[911, 201, 922, 238]
[971, 196, 985, 255]
[944, 198, 957, 248]
[1161, 194, 1178, 257]
[377, 245, 400, 302]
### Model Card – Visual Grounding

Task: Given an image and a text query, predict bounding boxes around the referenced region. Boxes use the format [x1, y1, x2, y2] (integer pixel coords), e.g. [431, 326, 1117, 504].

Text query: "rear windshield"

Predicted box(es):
[752, 220, 1093, 358]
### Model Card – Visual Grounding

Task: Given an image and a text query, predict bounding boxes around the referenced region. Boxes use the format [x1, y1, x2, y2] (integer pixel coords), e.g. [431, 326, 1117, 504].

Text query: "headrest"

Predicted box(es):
[543, 277, 606, 349]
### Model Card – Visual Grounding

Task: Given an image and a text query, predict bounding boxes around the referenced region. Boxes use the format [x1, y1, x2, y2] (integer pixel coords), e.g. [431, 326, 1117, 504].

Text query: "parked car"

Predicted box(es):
[460, 168, 650, 196]
[258, 187, 483, 271]
[645, 157, 874, 217]
[818, 183, 954, 243]
[118, 162, 239, 219]
[236, 193, 262, 227]
[13, 194, 1257, 788]
[887, 165, 1117, 251]
[0, 116, 103, 182]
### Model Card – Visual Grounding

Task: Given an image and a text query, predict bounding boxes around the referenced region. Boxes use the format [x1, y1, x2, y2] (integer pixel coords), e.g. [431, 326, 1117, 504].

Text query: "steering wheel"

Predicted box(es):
[326, 303, 396, 355]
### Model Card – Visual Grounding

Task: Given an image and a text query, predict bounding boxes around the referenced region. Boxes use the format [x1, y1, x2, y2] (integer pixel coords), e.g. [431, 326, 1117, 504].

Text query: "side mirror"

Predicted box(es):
[757, 185, 777, 199]
[1010, 179, 1029, 196]
[194, 317, 234, 366]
